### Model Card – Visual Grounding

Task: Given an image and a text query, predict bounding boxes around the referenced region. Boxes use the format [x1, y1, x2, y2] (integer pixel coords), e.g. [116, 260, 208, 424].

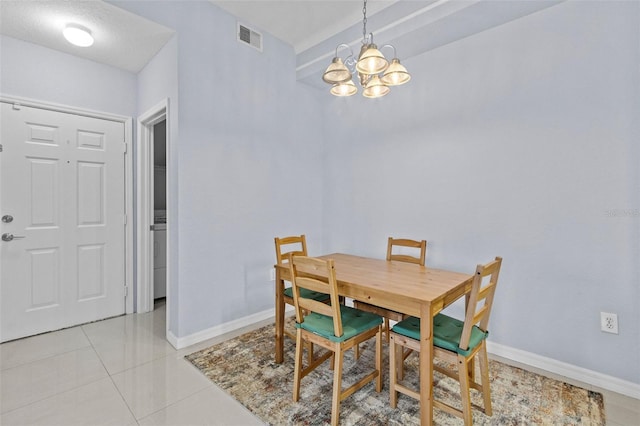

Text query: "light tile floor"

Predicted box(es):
[1, 300, 638, 425]
[0, 301, 263, 426]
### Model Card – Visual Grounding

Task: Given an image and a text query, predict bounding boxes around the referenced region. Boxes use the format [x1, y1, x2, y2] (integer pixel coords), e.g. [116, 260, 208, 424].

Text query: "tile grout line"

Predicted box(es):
[80, 324, 140, 424]
[0, 329, 104, 416]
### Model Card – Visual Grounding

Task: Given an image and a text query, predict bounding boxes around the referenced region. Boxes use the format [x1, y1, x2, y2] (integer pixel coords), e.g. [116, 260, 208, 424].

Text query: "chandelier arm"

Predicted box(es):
[335, 43, 353, 58]
[335, 43, 357, 73]
[380, 44, 398, 58]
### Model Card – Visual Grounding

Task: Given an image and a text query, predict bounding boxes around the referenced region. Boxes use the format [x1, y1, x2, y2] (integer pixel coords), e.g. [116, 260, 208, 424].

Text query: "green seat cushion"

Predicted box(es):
[296, 305, 383, 343]
[283, 287, 330, 302]
[391, 313, 488, 357]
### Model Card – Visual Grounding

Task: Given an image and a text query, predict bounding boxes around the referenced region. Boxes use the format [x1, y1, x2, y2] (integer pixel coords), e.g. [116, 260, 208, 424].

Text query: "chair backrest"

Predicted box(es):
[459, 256, 503, 351]
[289, 256, 343, 338]
[274, 234, 308, 264]
[386, 237, 427, 266]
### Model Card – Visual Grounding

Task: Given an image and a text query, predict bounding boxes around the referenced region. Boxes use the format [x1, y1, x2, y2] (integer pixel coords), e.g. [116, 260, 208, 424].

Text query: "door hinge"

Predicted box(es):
[0, 144, 3, 152]
[124, 285, 129, 297]
[123, 214, 127, 225]
[123, 142, 127, 154]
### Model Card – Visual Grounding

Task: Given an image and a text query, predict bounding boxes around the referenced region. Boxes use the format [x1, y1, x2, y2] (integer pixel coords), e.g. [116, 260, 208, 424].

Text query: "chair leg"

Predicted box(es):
[305, 341, 314, 365]
[458, 356, 473, 426]
[354, 343, 360, 359]
[468, 354, 475, 382]
[331, 347, 344, 426]
[375, 326, 383, 392]
[478, 343, 493, 416]
[389, 334, 398, 408]
[397, 343, 405, 381]
[384, 318, 390, 343]
[293, 330, 304, 402]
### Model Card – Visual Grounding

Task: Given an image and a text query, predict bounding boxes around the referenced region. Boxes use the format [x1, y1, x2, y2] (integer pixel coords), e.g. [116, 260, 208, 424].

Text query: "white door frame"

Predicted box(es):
[0, 95, 135, 314]
[136, 99, 169, 314]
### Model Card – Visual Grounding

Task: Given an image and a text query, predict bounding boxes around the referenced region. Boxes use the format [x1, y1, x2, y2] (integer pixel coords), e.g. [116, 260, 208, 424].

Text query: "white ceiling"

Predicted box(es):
[0, 0, 395, 73]
[0, 0, 175, 73]
[0, 0, 565, 82]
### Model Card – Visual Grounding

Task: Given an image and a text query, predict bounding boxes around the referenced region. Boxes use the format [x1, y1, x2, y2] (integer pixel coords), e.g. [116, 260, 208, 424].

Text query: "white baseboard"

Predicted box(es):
[170, 305, 295, 350]
[166, 329, 179, 349]
[487, 341, 640, 400]
[168, 310, 640, 400]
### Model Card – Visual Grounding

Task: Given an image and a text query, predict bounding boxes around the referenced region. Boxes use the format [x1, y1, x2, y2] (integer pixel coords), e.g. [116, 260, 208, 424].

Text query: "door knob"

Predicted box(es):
[2, 215, 13, 223]
[2, 233, 25, 242]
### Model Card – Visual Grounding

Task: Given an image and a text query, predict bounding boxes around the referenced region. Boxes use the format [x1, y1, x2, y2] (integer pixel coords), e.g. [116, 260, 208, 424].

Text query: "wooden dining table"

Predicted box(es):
[274, 253, 474, 425]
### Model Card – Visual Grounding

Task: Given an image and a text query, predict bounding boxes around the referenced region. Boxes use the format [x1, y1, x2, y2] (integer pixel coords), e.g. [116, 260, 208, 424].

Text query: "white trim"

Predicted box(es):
[136, 99, 169, 315]
[0, 95, 129, 123]
[0, 95, 134, 316]
[487, 341, 640, 399]
[124, 118, 134, 314]
[166, 329, 179, 349]
[171, 306, 294, 350]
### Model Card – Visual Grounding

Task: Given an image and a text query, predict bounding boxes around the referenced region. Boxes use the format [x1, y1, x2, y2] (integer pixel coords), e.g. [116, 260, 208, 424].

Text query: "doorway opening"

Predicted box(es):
[136, 100, 169, 325]
[152, 119, 167, 302]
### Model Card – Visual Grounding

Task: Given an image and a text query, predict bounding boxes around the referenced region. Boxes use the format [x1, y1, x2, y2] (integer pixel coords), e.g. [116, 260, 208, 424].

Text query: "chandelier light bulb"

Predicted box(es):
[356, 44, 389, 75]
[381, 58, 411, 86]
[330, 80, 358, 97]
[363, 75, 390, 98]
[322, 57, 352, 84]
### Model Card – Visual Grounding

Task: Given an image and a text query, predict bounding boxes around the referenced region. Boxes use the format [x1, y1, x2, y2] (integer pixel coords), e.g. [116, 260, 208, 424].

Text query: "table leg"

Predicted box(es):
[419, 302, 433, 426]
[275, 267, 285, 363]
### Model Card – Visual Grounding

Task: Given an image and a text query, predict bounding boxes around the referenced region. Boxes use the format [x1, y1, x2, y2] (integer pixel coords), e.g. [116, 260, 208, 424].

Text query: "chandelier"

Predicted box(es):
[322, 0, 411, 98]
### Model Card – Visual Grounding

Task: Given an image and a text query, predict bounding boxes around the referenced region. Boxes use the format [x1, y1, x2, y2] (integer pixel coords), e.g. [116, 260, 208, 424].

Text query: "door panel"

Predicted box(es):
[28, 247, 60, 309]
[77, 161, 105, 225]
[1, 103, 126, 342]
[29, 158, 59, 226]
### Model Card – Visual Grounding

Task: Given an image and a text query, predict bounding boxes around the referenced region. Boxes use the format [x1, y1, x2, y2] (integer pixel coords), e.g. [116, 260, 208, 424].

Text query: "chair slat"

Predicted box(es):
[275, 234, 308, 264]
[386, 237, 427, 266]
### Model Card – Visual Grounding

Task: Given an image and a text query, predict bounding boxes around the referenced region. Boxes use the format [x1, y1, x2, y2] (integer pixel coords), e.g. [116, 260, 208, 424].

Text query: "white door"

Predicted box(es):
[0, 103, 126, 342]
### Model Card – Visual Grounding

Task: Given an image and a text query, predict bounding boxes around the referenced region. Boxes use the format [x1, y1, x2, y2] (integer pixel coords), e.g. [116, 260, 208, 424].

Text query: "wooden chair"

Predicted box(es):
[274, 235, 330, 363]
[386, 236, 427, 266]
[388, 256, 502, 425]
[289, 256, 383, 426]
[354, 237, 427, 344]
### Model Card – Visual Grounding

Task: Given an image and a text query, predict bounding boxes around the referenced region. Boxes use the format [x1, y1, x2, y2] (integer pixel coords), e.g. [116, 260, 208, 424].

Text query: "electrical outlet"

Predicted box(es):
[600, 312, 618, 334]
[269, 268, 276, 281]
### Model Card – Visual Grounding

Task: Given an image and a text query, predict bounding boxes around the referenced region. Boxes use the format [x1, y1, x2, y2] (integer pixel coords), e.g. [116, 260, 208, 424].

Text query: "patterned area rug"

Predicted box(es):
[185, 321, 605, 425]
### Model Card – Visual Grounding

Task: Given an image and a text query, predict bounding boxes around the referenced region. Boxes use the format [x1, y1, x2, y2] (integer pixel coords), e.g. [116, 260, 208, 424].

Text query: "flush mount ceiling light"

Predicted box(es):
[322, 0, 411, 98]
[63, 24, 94, 47]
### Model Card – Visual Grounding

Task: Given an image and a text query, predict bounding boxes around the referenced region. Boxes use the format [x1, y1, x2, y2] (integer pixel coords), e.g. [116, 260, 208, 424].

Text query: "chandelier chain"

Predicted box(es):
[362, 0, 368, 44]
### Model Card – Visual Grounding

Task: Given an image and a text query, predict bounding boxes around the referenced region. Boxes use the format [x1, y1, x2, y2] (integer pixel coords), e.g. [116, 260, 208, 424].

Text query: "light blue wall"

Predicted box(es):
[322, 0, 639, 384]
[0, 35, 136, 116]
[112, 1, 325, 337]
[136, 35, 180, 332]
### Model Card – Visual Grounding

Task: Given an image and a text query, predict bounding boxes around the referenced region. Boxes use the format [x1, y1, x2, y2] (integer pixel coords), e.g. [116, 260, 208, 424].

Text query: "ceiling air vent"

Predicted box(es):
[237, 23, 262, 52]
